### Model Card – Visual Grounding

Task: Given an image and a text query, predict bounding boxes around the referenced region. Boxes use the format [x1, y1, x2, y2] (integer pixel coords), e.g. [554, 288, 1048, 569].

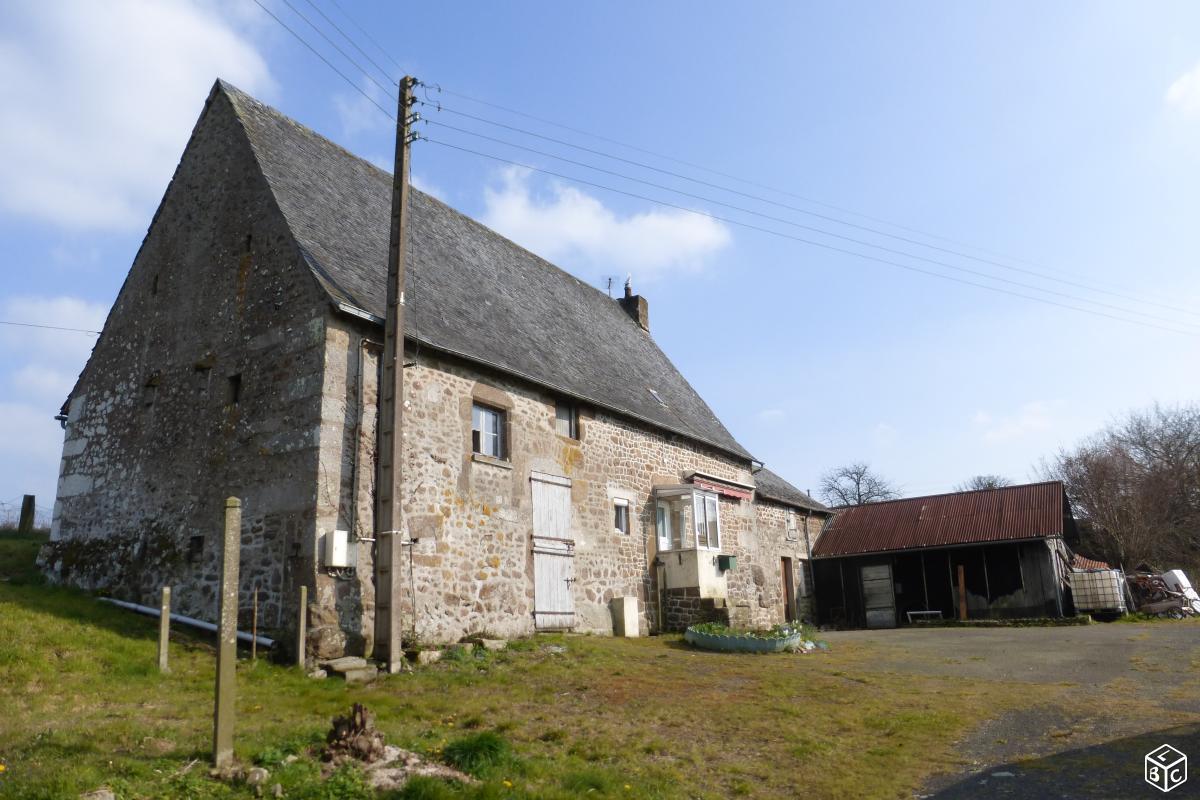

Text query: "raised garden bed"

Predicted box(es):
[684, 622, 806, 653]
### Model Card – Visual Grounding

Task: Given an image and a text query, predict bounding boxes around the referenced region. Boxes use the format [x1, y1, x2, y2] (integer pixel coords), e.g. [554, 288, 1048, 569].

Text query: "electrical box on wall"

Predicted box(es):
[324, 529, 353, 568]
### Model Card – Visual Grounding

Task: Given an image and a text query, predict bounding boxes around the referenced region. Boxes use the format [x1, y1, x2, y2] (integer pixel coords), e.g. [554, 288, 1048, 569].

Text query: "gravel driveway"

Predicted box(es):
[823, 623, 1200, 798]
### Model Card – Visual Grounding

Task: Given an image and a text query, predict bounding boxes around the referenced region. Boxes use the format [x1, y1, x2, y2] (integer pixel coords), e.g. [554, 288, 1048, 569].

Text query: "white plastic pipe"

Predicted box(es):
[100, 597, 275, 648]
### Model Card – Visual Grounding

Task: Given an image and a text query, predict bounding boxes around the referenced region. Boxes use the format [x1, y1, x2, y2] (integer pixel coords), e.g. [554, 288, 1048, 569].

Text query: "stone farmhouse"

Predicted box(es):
[40, 81, 828, 660]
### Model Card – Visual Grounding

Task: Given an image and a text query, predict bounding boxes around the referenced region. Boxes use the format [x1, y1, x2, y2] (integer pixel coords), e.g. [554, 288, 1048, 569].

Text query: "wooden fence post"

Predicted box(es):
[158, 586, 171, 673]
[297, 584, 307, 669]
[213, 497, 241, 770]
[251, 587, 258, 662]
[957, 564, 968, 621]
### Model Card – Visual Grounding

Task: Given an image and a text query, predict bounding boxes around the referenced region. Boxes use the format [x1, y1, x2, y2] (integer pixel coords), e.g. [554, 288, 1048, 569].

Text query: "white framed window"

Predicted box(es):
[614, 498, 630, 534]
[693, 491, 721, 550]
[555, 400, 578, 439]
[656, 494, 686, 550]
[471, 403, 506, 459]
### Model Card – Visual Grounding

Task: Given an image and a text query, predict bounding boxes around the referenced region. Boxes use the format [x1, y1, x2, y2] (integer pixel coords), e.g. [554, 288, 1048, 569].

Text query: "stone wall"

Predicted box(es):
[39, 89, 327, 639]
[314, 314, 817, 649]
[661, 588, 728, 631]
[747, 498, 824, 626]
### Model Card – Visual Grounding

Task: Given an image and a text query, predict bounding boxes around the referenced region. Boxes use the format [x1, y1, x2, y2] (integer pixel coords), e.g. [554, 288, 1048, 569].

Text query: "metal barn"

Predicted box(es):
[811, 481, 1077, 628]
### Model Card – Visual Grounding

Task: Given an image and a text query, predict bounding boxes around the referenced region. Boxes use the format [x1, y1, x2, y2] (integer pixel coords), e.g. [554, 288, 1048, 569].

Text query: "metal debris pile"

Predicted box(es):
[1126, 570, 1200, 618]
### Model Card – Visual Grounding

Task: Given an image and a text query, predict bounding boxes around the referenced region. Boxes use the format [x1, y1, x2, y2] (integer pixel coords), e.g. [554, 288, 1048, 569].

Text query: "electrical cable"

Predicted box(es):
[249, 0, 394, 120]
[300, 0, 397, 86]
[0, 320, 100, 334]
[275, 0, 396, 99]
[425, 83, 1187, 307]
[422, 137, 1198, 338]
[419, 99, 1200, 321]
[422, 118, 1197, 329]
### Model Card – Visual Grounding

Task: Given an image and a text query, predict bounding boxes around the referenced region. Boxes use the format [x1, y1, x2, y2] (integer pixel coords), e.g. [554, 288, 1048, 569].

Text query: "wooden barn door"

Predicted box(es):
[531, 472, 575, 630]
[861, 563, 897, 628]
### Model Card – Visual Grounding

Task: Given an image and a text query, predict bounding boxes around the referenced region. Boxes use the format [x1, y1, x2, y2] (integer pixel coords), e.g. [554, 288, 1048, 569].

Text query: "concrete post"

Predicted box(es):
[296, 584, 307, 669]
[213, 497, 241, 770]
[17, 495, 34, 534]
[158, 586, 171, 673]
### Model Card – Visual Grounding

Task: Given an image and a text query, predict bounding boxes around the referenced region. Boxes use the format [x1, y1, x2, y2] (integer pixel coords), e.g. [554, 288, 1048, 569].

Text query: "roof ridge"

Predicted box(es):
[831, 479, 1063, 510]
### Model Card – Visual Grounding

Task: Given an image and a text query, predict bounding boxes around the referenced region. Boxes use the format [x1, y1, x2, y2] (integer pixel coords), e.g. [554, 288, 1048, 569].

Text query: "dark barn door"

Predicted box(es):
[861, 563, 897, 628]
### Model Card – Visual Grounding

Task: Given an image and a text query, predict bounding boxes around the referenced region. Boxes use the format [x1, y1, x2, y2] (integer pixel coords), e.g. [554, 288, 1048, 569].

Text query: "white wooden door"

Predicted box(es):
[531, 472, 575, 630]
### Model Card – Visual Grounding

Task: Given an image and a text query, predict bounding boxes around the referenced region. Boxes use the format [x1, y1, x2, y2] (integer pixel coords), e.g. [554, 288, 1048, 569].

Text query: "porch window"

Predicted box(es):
[656, 494, 687, 550]
[654, 487, 720, 551]
[472, 403, 506, 459]
[693, 492, 720, 549]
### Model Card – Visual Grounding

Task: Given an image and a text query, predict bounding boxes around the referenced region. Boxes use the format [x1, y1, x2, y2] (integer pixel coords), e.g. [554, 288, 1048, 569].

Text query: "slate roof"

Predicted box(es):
[812, 481, 1071, 558]
[218, 81, 752, 461]
[752, 468, 828, 513]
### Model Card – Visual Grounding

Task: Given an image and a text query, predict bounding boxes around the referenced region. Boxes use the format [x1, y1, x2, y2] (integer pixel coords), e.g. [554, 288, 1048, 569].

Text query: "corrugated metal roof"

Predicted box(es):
[812, 481, 1068, 558]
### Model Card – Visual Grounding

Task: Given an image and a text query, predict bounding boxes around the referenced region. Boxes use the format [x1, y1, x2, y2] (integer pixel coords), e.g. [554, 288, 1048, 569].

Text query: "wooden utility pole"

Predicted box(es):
[158, 586, 171, 673]
[374, 76, 418, 673]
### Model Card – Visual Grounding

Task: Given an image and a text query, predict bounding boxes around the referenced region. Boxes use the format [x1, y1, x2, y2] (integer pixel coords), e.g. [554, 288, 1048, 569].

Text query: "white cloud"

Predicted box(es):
[0, 0, 274, 231]
[480, 166, 731, 281]
[1166, 60, 1200, 118]
[973, 402, 1052, 444]
[333, 78, 392, 138]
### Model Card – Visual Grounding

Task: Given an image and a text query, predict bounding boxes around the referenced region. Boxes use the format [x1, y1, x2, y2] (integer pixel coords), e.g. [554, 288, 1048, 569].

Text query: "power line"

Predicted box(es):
[422, 137, 1198, 338]
[275, 0, 396, 99]
[300, 0, 397, 86]
[422, 118, 1198, 329]
[0, 320, 100, 334]
[426, 83, 1189, 308]
[244, 4, 1196, 336]
[324, 0, 406, 74]
[249, 0, 394, 121]
[420, 99, 1200, 321]
[286, 3, 1183, 312]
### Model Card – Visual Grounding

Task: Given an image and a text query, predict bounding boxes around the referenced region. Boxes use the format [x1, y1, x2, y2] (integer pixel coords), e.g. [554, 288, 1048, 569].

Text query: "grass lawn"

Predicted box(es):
[0, 531, 1053, 799]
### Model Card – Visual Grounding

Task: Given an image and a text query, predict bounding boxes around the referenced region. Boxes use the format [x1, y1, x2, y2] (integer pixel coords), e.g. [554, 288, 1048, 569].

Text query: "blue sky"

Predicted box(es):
[2, 1, 1199, 522]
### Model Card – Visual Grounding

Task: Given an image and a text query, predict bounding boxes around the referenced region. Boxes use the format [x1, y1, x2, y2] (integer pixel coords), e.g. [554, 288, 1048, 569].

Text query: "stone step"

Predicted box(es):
[342, 666, 378, 685]
[320, 656, 369, 673]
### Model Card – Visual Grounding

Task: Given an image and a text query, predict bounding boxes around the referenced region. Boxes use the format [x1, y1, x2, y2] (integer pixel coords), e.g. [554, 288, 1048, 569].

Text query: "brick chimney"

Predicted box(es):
[617, 279, 649, 332]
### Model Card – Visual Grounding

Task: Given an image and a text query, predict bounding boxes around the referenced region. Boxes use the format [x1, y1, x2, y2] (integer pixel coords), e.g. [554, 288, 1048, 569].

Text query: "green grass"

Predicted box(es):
[0, 532, 1057, 799]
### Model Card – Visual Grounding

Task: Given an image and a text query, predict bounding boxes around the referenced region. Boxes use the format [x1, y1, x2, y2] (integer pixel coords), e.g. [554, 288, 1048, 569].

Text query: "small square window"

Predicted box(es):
[555, 400, 578, 439]
[472, 404, 506, 459]
[614, 499, 630, 535]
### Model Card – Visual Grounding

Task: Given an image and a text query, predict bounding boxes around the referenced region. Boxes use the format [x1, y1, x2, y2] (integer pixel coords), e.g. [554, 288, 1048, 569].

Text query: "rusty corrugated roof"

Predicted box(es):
[812, 481, 1068, 558]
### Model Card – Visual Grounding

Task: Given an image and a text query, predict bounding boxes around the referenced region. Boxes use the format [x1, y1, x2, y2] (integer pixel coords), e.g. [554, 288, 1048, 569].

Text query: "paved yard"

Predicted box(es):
[825, 623, 1200, 798]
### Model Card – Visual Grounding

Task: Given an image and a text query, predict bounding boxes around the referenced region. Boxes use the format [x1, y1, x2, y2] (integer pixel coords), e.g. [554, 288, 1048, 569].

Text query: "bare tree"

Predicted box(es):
[818, 462, 900, 507]
[955, 474, 1013, 492]
[1041, 403, 1200, 573]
